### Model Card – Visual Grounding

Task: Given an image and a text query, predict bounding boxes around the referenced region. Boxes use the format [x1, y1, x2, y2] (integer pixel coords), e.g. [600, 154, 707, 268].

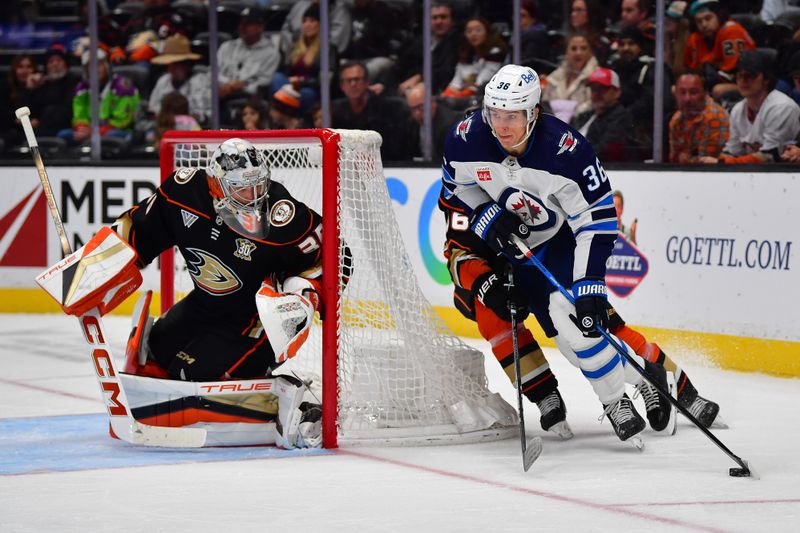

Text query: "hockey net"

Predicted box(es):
[159, 129, 517, 447]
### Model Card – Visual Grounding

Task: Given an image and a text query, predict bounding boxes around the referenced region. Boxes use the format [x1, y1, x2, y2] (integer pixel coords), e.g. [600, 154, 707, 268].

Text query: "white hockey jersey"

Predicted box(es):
[441, 111, 618, 282]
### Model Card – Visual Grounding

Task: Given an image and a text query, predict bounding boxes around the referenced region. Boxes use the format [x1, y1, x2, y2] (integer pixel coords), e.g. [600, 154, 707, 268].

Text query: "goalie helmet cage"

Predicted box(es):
[159, 129, 517, 448]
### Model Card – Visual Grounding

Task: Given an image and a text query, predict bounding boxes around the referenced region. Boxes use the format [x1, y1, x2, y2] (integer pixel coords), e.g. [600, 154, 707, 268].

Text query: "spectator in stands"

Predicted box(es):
[396, 2, 461, 95]
[441, 17, 507, 99]
[568, 0, 612, 63]
[239, 95, 269, 131]
[519, 0, 553, 65]
[781, 51, 800, 106]
[668, 71, 729, 163]
[403, 82, 463, 161]
[217, 7, 281, 101]
[271, 4, 329, 111]
[665, 1, 691, 78]
[613, 190, 637, 244]
[609, 25, 674, 158]
[152, 92, 200, 150]
[26, 45, 80, 137]
[148, 35, 210, 124]
[269, 84, 305, 130]
[684, 0, 755, 100]
[571, 67, 637, 162]
[8, 54, 38, 114]
[619, 0, 656, 56]
[343, 0, 400, 86]
[113, 0, 187, 64]
[699, 50, 800, 164]
[541, 34, 598, 123]
[58, 49, 140, 145]
[280, 0, 351, 58]
[0, 54, 38, 147]
[332, 60, 406, 160]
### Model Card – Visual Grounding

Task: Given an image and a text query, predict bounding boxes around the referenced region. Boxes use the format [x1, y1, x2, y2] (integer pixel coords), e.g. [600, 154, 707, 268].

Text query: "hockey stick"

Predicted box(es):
[506, 267, 543, 472]
[510, 235, 757, 478]
[15, 106, 206, 448]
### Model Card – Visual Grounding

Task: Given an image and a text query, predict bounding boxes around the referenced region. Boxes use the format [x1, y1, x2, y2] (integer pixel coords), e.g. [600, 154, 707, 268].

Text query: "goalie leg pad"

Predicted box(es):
[35, 226, 142, 316]
[273, 375, 322, 449]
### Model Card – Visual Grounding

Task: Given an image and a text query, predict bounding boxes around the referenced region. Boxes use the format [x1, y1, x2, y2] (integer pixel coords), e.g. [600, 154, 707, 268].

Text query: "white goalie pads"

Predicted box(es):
[35, 226, 142, 316]
[256, 277, 318, 364]
[119, 373, 321, 448]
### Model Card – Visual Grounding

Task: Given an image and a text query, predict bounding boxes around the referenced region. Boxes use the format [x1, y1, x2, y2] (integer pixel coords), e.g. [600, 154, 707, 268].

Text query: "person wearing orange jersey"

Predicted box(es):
[683, 0, 755, 99]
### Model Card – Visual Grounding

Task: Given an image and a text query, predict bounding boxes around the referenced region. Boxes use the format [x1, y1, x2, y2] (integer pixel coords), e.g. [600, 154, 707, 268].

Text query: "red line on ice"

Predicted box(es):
[340, 449, 733, 533]
[0, 377, 97, 403]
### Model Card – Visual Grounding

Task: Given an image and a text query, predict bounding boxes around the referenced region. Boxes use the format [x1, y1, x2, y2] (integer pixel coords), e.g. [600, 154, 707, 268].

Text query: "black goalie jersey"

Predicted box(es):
[115, 167, 323, 375]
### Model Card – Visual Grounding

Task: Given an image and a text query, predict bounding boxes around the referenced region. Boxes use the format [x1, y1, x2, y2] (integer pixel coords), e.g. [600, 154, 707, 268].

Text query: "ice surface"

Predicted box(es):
[1, 314, 798, 532]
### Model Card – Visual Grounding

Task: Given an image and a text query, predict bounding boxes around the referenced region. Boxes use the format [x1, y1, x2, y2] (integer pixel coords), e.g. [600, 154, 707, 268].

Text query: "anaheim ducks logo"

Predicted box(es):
[183, 248, 242, 295]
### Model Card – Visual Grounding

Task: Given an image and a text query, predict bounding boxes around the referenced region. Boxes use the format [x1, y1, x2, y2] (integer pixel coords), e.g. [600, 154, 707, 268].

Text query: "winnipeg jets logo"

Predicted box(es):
[181, 209, 198, 228]
[505, 190, 551, 229]
[234, 238, 256, 261]
[456, 116, 473, 142]
[183, 248, 242, 295]
[557, 131, 579, 155]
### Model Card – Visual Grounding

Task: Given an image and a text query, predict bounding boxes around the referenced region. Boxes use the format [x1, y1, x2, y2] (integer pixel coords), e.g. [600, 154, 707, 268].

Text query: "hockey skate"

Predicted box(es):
[634, 361, 676, 434]
[601, 393, 646, 450]
[678, 381, 725, 429]
[535, 390, 573, 440]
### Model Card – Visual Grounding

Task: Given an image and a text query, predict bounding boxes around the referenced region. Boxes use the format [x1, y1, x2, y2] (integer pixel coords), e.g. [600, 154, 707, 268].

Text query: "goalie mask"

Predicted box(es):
[482, 64, 542, 150]
[207, 138, 271, 239]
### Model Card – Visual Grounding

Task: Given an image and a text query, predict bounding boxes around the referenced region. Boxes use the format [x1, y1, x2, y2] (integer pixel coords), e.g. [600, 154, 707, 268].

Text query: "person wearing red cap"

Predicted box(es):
[571, 68, 636, 162]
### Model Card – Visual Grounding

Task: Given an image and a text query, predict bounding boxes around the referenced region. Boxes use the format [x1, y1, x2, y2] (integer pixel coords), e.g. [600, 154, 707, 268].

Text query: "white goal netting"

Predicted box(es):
[162, 129, 517, 446]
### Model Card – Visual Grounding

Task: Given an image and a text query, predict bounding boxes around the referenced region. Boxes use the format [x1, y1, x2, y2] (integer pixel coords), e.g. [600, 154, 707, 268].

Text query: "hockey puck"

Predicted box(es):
[729, 467, 750, 477]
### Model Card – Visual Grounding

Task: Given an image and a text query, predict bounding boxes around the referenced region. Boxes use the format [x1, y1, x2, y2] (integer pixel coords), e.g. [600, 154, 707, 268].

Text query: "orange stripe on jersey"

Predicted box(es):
[439, 195, 467, 214]
[158, 188, 211, 219]
[250, 204, 316, 247]
[225, 335, 269, 376]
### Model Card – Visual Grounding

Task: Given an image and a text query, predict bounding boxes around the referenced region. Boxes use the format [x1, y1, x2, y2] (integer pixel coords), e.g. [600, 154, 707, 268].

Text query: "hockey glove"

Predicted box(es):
[571, 278, 609, 337]
[469, 201, 530, 260]
[472, 271, 529, 322]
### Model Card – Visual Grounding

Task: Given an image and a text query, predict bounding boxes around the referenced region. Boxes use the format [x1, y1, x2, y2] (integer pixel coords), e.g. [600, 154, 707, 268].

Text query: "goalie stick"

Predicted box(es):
[15, 106, 206, 448]
[506, 267, 543, 472]
[510, 234, 758, 479]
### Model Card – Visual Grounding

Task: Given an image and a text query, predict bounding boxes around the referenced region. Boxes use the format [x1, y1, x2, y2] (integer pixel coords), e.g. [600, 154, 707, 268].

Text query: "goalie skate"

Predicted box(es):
[601, 393, 646, 450]
[535, 390, 573, 440]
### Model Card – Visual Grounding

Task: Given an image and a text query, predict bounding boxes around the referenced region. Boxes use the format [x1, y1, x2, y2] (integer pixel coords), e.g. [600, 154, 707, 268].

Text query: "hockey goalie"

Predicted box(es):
[36, 138, 326, 448]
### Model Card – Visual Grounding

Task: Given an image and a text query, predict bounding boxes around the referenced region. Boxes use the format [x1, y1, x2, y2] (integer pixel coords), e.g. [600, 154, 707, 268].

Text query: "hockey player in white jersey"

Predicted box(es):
[441, 64, 655, 442]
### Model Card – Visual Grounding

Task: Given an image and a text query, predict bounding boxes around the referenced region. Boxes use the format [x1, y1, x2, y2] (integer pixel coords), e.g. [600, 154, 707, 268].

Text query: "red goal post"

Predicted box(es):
[159, 129, 518, 448]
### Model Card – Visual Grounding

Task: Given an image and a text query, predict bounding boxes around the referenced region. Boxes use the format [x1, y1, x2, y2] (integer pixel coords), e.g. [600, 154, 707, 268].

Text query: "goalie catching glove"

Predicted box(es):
[35, 226, 142, 316]
[256, 276, 320, 363]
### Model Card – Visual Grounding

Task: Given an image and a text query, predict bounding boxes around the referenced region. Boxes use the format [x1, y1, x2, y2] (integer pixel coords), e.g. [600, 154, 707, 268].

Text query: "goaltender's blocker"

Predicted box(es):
[21, 109, 328, 449]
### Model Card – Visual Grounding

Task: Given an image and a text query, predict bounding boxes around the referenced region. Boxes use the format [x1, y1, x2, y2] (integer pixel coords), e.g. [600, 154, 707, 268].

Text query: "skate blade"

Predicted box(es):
[710, 414, 729, 429]
[523, 436, 543, 472]
[628, 436, 645, 451]
[547, 420, 574, 440]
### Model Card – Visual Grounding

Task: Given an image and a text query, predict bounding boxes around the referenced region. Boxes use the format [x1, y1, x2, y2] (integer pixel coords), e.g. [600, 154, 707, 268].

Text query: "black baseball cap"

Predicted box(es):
[240, 6, 264, 24]
[736, 50, 774, 76]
